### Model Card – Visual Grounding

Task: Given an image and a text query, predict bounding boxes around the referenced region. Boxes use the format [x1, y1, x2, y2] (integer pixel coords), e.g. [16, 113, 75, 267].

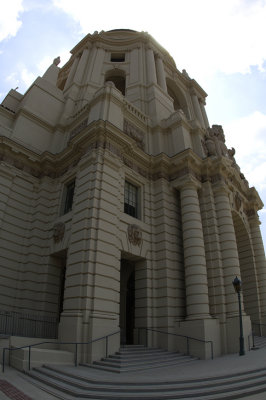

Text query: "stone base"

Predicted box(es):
[87, 313, 120, 363]
[174, 318, 221, 359]
[225, 314, 251, 354]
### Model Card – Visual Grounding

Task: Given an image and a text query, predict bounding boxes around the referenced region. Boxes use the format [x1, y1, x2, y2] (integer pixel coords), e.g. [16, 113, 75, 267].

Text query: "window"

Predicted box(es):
[62, 179, 75, 214]
[124, 181, 139, 218]
[111, 53, 125, 62]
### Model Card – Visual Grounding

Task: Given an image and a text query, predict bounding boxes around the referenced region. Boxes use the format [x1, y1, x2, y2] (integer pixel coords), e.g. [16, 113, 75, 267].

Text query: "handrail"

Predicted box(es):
[252, 322, 266, 337]
[138, 327, 214, 360]
[2, 329, 120, 373]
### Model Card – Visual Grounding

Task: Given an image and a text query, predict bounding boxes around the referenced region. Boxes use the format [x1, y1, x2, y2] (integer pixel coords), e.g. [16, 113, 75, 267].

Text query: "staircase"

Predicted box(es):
[22, 344, 266, 399]
[81, 344, 198, 373]
[254, 335, 266, 348]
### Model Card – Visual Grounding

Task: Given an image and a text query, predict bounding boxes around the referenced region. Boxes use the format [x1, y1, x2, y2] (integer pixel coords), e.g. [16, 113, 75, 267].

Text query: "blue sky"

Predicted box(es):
[1, 0, 266, 247]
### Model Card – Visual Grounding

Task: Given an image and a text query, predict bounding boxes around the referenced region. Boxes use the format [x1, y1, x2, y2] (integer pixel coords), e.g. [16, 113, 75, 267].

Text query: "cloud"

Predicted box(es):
[224, 111, 266, 190]
[5, 64, 35, 92]
[52, 0, 266, 80]
[0, 0, 24, 42]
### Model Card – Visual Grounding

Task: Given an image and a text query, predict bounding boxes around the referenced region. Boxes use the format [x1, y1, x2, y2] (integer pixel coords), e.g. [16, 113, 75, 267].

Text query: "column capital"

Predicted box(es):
[212, 179, 231, 195]
[174, 175, 201, 191]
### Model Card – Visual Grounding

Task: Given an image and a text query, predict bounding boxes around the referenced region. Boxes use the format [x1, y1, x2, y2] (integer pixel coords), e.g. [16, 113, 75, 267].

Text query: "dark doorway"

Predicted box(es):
[120, 260, 135, 345]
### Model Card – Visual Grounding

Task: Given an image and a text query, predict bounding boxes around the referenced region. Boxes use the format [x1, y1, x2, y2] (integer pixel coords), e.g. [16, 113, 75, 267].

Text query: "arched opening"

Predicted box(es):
[232, 212, 261, 325]
[105, 69, 126, 95]
[166, 78, 190, 119]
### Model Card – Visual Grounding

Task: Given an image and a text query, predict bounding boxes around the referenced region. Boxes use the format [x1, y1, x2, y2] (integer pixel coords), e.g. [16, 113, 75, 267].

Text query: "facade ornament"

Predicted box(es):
[123, 119, 145, 149]
[234, 192, 242, 211]
[53, 222, 65, 243]
[203, 124, 231, 158]
[128, 224, 142, 246]
[182, 69, 190, 79]
[53, 56, 61, 66]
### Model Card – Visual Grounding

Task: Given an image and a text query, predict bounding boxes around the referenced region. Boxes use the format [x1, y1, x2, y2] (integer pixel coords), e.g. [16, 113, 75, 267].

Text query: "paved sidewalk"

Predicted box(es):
[1, 346, 266, 399]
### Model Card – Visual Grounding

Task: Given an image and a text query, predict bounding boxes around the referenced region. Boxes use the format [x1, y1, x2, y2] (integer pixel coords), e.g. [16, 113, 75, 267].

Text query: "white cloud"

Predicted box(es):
[52, 0, 266, 80]
[0, 0, 24, 42]
[224, 111, 266, 190]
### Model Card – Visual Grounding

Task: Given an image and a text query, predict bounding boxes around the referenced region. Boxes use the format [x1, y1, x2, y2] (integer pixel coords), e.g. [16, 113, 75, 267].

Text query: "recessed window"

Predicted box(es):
[62, 179, 75, 214]
[124, 181, 139, 218]
[111, 53, 125, 62]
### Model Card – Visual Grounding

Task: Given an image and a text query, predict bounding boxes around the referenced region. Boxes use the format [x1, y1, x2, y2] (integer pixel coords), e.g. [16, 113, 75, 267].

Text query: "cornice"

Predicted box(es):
[0, 119, 264, 213]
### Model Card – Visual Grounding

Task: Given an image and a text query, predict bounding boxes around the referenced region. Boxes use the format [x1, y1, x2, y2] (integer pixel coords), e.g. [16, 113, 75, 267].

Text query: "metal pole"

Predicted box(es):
[28, 346, 31, 370]
[2, 348, 5, 373]
[75, 344, 78, 367]
[238, 291, 245, 356]
[106, 336, 108, 358]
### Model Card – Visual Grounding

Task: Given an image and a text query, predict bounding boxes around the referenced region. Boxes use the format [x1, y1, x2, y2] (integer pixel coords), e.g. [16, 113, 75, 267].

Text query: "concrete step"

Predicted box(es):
[83, 345, 198, 373]
[254, 335, 266, 348]
[24, 364, 266, 399]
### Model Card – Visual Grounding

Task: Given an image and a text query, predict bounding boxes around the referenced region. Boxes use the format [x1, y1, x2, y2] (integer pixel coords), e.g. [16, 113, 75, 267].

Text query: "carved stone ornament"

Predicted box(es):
[128, 224, 142, 246]
[53, 222, 65, 243]
[123, 119, 145, 149]
[234, 192, 242, 212]
[203, 125, 229, 157]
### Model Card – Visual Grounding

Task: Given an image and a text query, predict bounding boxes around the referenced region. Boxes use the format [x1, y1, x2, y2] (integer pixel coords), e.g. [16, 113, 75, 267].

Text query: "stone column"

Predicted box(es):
[249, 213, 266, 321]
[155, 56, 167, 91]
[146, 47, 157, 84]
[180, 179, 210, 319]
[199, 98, 209, 128]
[213, 182, 241, 316]
[190, 88, 205, 127]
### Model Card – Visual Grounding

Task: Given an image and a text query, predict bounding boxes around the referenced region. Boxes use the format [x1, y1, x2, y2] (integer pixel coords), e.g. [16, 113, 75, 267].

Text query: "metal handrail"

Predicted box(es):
[252, 322, 266, 337]
[2, 329, 120, 373]
[138, 327, 214, 359]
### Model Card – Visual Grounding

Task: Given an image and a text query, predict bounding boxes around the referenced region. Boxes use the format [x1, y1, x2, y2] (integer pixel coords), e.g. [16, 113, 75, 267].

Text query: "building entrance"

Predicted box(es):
[120, 259, 135, 345]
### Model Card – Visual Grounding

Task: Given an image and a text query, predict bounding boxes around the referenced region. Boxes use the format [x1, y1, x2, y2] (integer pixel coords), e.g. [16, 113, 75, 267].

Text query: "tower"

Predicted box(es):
[0, 29, 265, 361]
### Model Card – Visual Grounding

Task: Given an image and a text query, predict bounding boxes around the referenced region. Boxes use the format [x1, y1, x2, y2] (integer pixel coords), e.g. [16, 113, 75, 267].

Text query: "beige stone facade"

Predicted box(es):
[0, 29, 265, 361]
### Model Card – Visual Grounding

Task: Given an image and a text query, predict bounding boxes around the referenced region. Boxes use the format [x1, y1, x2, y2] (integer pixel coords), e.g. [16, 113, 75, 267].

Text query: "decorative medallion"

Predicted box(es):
[128, 224, 142, 247]
[53, 222, 65, 243]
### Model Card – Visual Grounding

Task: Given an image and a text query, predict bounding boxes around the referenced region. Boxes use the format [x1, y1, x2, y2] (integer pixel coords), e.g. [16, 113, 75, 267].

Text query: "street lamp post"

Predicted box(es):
[232, 276, 245, 356]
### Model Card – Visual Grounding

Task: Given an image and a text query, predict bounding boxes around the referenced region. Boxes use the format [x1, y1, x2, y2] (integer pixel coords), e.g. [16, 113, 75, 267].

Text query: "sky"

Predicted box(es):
[0, 0, 266, 248]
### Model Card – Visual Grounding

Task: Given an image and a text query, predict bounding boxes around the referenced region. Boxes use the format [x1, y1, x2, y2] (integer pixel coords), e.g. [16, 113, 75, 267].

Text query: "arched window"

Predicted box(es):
[105, 69, 126, 96]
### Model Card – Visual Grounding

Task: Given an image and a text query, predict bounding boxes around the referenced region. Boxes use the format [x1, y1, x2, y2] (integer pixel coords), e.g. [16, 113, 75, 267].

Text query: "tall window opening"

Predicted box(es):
[124, 181, 139, 218]
[62, 179, 75, 215]
[105, 69, 126, 95]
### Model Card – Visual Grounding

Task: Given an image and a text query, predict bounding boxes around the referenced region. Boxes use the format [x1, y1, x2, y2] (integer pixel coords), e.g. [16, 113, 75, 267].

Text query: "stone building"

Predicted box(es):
[0, 29, 265, 361]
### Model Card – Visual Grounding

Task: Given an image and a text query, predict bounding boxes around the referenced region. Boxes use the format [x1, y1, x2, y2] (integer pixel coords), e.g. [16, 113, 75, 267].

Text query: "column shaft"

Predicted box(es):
[180, 181, 210, 319]
[155, 56, 167, 91]
[73, 47, 90, 85]
[213, 184, 241, 316]
[191, 90, 205, 127]
[146, 48, 157, 84]
[249, 215, 266, 316]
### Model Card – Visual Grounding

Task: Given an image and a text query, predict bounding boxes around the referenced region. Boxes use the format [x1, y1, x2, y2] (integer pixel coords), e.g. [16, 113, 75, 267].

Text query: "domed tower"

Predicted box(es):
[0, 29, 265, 362]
